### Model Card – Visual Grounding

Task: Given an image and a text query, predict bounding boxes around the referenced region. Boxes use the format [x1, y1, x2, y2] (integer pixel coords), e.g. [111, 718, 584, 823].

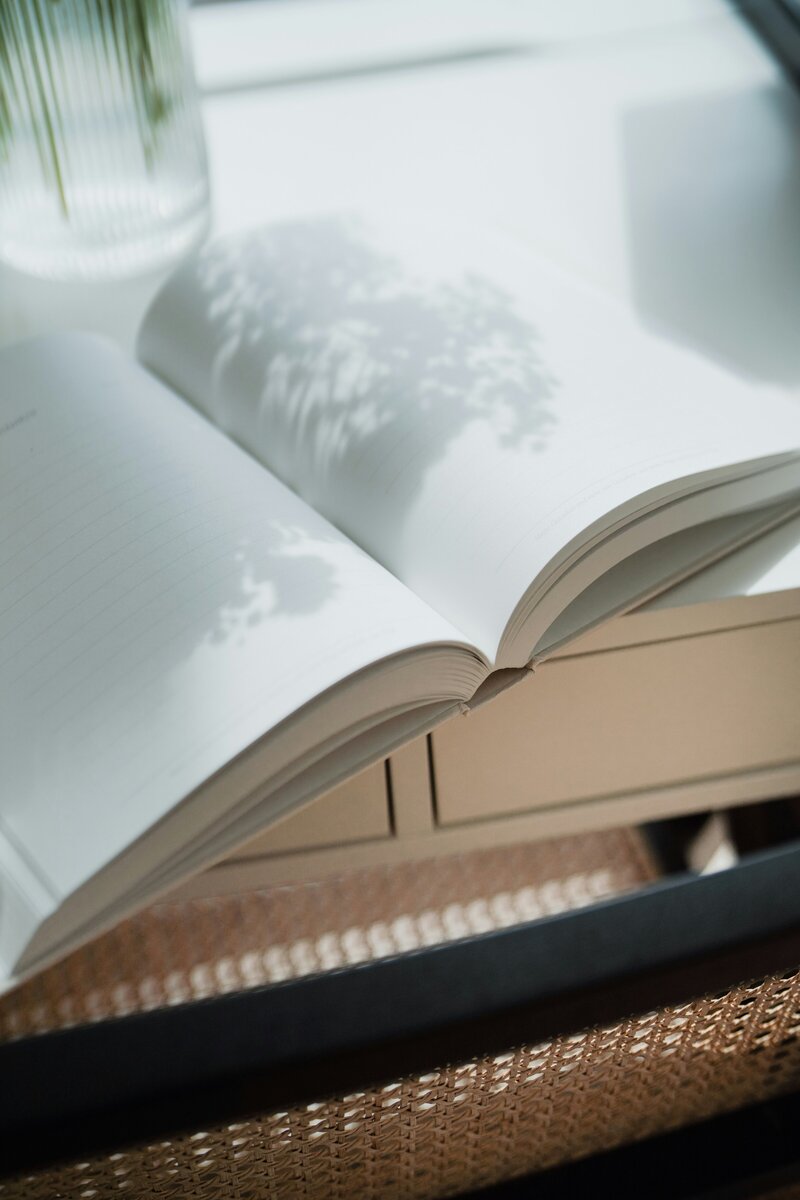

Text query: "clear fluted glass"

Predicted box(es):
[0, 0, 210, 279]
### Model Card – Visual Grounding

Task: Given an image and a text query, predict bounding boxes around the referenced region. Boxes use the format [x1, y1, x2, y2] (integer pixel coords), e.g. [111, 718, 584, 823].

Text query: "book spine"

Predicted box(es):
[0, 826, 56, 983]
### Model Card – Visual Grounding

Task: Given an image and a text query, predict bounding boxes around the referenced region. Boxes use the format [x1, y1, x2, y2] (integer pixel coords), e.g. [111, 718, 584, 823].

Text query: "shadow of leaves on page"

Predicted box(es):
[189, 216, 557, 542]
[207, 520, 339, 646]
[30, 515, 342, 759]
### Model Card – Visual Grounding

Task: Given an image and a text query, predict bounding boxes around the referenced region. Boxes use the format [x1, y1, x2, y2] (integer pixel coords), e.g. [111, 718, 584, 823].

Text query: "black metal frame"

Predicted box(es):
[742, 0, 800, 77]
[3, 840, 800, 1181]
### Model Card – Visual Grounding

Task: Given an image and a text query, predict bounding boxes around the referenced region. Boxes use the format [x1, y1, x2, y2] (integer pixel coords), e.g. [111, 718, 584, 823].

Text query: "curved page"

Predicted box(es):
[0, 335, 471, 931]
[139, 214, 800, 659]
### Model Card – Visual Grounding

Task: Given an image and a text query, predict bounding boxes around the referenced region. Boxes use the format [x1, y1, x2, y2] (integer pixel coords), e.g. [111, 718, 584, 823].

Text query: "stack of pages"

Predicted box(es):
[1, 213, 798, 988]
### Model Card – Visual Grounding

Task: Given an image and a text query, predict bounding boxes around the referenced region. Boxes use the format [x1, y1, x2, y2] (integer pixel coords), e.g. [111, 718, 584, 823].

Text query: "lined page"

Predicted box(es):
[139, 214, 800, 658]
[0, 335, 465, 902]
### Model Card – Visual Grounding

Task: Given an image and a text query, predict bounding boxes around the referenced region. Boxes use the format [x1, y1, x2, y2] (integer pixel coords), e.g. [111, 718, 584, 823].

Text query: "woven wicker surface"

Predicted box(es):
[5, 828, 800, 1198]
[0, 826, 656, 1039]
[5, 970, 800, 1199]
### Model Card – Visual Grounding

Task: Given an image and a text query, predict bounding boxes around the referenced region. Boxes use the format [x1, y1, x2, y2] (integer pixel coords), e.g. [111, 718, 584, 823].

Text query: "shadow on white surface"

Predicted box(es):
[622, 83, 800, 385]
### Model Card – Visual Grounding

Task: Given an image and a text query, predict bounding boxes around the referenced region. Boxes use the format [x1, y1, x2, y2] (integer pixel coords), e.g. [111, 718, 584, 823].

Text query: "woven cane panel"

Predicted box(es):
[0, 827, 656, 1040]
[5, 969, 800, 1200]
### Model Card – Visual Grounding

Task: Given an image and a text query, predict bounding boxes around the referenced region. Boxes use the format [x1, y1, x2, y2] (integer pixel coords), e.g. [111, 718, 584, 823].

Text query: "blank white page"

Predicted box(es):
[0, 334, 464, 902]
[139, 214, 800, 658]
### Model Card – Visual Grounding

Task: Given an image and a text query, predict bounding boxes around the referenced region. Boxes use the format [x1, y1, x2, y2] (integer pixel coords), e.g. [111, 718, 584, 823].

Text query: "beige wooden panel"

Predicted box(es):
[230, 761, 389, 856]
[178, 761, 800, 897]
[433, 619, 800, 825]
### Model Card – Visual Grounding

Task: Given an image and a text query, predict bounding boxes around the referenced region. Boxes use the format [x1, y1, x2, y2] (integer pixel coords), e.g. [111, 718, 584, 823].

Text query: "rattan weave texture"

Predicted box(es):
[0, 828, 656, 1039]
[5, 970, 800, 1199]
[4, 828, 800, 1199]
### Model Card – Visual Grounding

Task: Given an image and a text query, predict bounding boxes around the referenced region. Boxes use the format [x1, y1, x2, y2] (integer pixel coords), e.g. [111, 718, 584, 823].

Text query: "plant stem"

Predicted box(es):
[15, 0, 68, 214]
[0, 0, 184, 216]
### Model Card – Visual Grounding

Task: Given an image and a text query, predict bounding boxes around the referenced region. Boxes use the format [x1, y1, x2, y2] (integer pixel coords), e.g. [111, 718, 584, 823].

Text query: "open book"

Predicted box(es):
[2, 213, 799, 989]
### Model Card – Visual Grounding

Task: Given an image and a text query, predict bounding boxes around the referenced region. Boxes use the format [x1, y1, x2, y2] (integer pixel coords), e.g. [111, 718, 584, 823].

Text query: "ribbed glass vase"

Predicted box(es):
[0, 0, 210, 279]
